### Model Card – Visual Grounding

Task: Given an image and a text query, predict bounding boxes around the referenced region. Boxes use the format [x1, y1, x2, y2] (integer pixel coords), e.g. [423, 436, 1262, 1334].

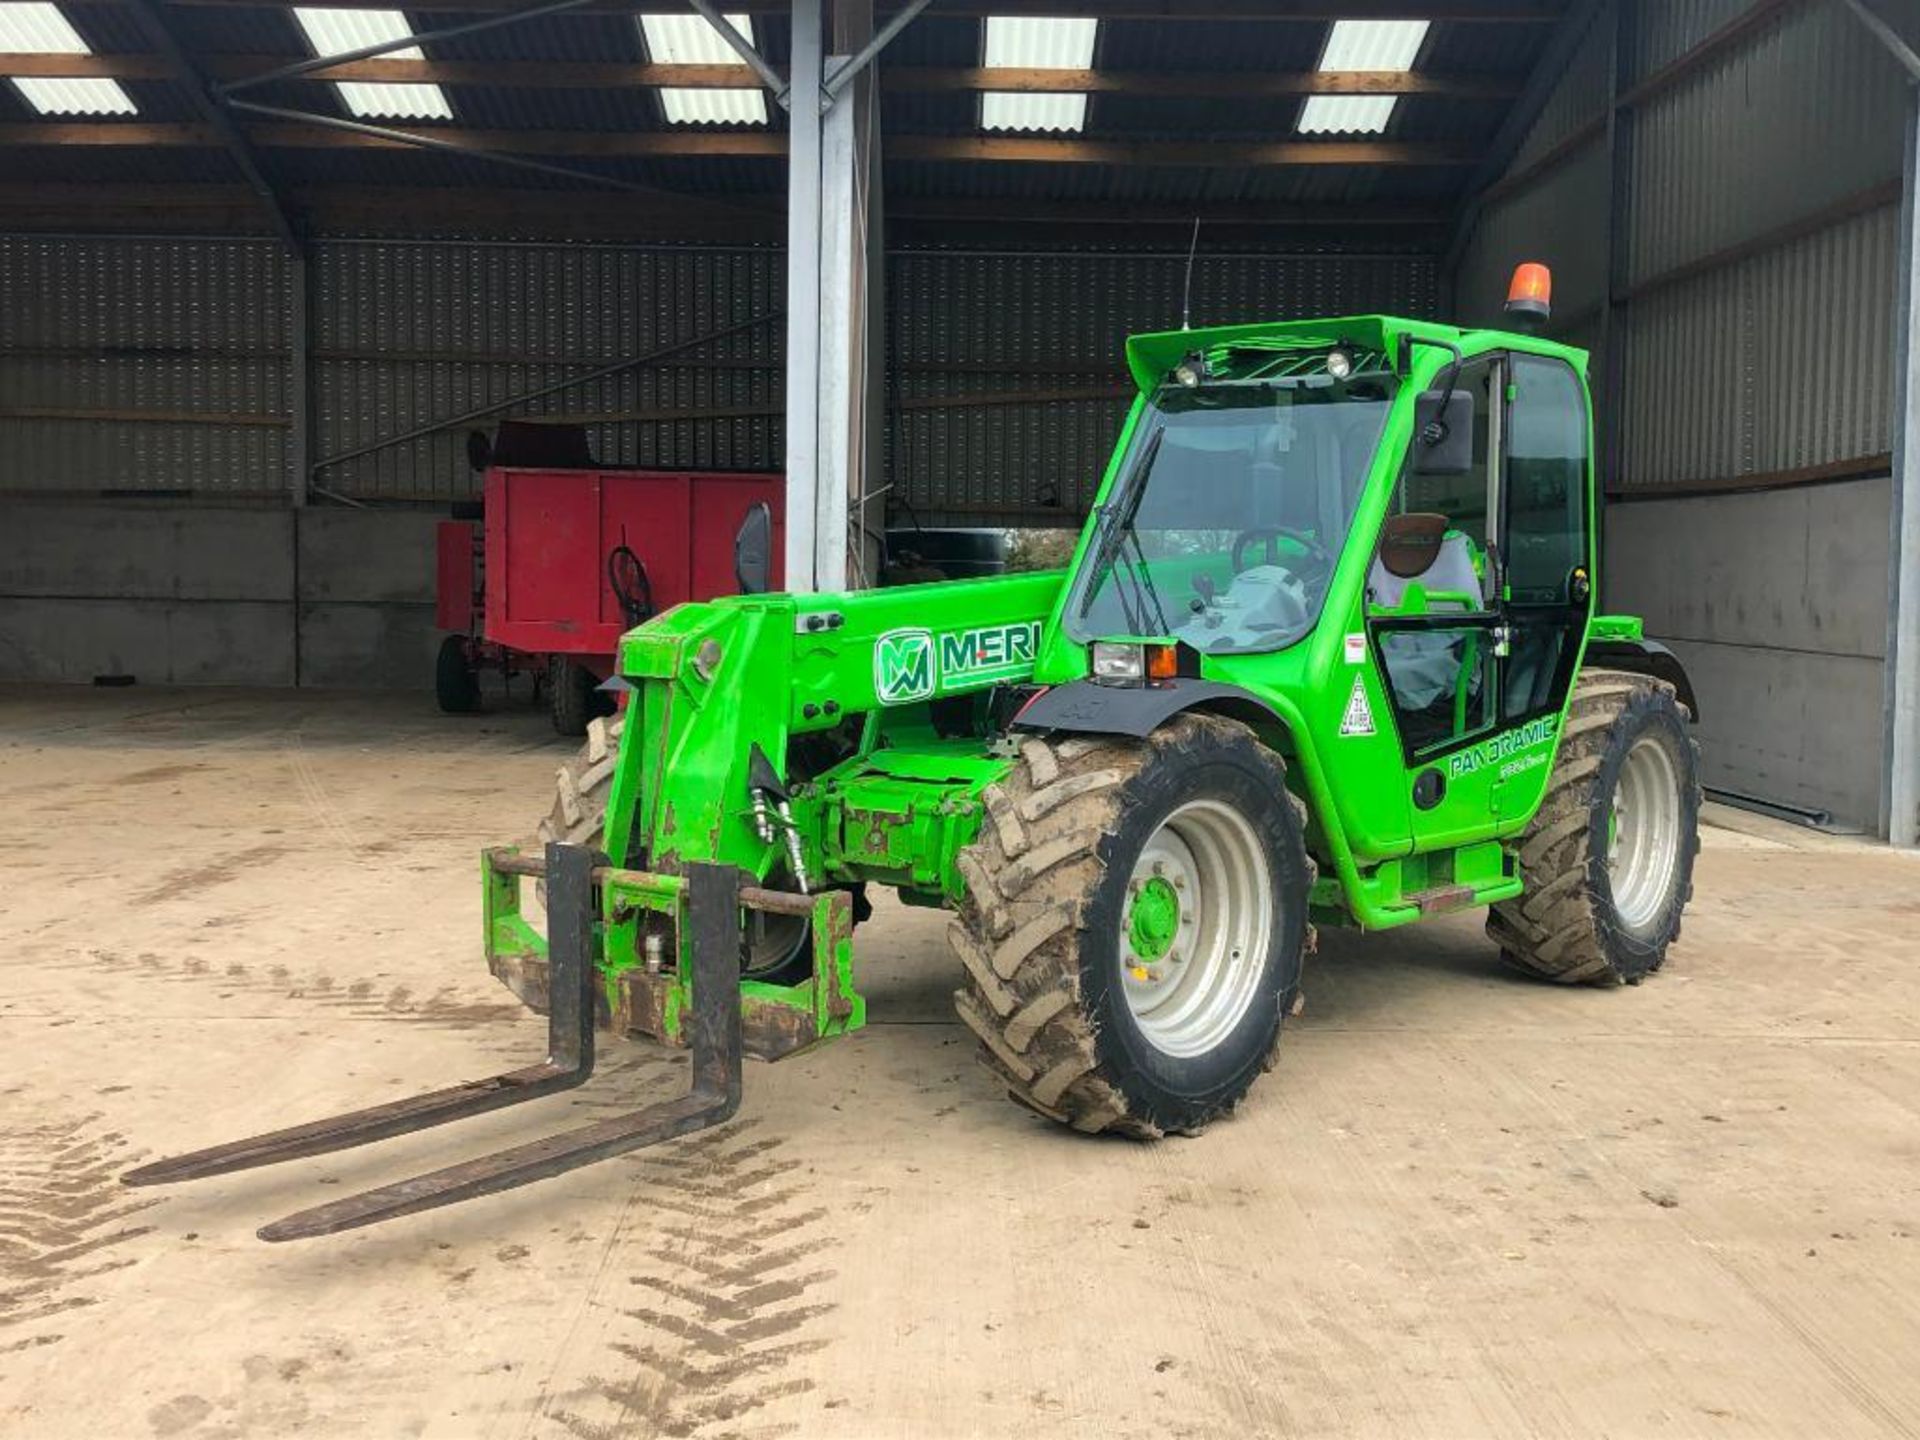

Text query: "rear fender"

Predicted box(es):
[1583, 639, 1700, 721]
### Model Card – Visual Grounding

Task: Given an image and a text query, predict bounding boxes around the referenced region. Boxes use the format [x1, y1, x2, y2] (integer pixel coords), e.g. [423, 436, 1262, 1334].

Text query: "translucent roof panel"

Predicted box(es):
[1298, 19, 1430, 135]
[1318, 19, 1431, 72]
[981, 15, 1096, 135]
[1297, 95, 1398, 134]
[292, 7, 452, 122]
[0, 2, 137, 114]
[637, 12, 768, 125]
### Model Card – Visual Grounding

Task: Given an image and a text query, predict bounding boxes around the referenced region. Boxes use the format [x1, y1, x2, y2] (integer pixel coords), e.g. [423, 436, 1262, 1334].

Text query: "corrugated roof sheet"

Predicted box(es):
[291, 8, 453, 121]
[981, 16, 1097, 134]
[0, 3, 1570, 225]
[637, 12, 768, 125]
[0, 2, 137, 114]
[1297, 19, 1431, 135]
[1318, 19, 1431, 72]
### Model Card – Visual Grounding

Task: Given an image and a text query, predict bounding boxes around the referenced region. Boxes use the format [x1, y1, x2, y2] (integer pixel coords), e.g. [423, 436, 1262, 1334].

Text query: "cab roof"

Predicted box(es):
[1124, 316, 1590, 393]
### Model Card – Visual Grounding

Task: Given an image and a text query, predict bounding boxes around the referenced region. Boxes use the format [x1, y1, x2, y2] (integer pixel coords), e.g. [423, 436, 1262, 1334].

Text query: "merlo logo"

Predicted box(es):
[874, 628, 935, 705]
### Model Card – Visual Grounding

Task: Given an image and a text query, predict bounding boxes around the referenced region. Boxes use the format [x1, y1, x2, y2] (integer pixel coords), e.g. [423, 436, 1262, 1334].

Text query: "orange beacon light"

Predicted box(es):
[1506, 262, 1553, 325]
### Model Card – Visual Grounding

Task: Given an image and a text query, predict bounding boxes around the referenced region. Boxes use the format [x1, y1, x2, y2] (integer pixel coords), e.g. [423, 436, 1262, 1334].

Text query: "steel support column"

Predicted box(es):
[290, 249, 311, 509]
[783, 0, 825, 590]
[1594, 0, 1635, 606]
[814, 89, 857, 590]
[1886, 87, 1920, 847]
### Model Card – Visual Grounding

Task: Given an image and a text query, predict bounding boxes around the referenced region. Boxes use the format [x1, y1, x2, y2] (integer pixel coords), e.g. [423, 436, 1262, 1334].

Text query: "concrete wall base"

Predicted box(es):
[1604, 476, 1892, 832]
[0, 500, 442, 691]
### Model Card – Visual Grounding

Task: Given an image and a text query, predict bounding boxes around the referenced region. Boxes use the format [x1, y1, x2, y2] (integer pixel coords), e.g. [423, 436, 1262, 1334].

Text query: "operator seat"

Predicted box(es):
[1366, 528, 1483, 611]
[1368, 520, 1485, 714]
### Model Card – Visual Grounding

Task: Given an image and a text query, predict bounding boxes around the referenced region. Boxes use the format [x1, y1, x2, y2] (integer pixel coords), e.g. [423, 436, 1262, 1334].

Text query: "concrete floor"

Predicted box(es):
[2, 685, 1918, 1440]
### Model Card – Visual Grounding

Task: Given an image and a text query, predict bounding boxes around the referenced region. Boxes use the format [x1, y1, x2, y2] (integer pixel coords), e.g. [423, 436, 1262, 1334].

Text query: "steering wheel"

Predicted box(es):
[1231, 526, 1333, 576]
[607, 544, 653, 628]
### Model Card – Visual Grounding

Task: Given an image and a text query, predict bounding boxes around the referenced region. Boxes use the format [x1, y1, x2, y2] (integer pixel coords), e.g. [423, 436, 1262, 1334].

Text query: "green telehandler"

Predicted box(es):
[129, 271, 1702, 1239]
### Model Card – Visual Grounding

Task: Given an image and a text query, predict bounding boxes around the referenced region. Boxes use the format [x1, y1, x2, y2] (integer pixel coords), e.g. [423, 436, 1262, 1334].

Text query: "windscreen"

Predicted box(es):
[1066, 371, 1397, 655]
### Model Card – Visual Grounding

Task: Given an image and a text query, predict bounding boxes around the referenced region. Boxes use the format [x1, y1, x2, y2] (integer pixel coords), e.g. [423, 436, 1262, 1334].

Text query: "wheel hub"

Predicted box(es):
[1127, 875, 1182, 968]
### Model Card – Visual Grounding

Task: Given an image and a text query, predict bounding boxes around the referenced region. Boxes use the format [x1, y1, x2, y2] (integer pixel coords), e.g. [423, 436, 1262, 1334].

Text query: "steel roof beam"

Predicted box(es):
[147, 0, 1563, 18]
[119, 0, 301, 254]
[1841, 0, 1920, 80]
[0, 52, 1526, 99]
[0, 122, 1475, 167]
[216, 0, 604, 96]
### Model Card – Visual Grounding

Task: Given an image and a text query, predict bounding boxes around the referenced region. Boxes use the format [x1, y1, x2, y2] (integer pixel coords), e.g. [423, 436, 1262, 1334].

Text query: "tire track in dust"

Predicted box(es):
[79, 946, 524, 1032]
[546, 1121, 837, 1440]
[0, 1110, 158, 1358]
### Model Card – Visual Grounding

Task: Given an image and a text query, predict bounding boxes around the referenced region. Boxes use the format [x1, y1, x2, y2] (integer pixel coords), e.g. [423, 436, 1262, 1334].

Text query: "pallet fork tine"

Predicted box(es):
[124, 846, 745, 1243]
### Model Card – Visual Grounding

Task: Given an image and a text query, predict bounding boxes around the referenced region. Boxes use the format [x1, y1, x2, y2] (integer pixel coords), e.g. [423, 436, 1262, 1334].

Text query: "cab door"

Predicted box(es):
[1364, 354, 1507, 849]
[1363, 351, 1595, 848]
[1487, 353, 1594, 818]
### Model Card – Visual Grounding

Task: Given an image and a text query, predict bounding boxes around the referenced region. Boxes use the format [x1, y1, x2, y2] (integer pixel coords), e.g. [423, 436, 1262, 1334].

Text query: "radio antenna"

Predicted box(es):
[1180, 217, 1201, 330]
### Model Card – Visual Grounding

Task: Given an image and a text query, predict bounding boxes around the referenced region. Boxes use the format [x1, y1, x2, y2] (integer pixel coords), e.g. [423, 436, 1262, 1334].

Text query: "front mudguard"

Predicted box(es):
[1011, 678, 1283, 739]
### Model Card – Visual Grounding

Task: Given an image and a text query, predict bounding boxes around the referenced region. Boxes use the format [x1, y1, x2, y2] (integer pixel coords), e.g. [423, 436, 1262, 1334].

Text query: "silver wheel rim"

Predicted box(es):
[1608, 734, 1682, 933]
[1118, 799, 1275, 1059]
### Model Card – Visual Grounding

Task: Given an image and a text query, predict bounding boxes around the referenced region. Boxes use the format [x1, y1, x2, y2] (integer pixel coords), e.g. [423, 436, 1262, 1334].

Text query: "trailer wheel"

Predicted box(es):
[547, 657, 613, 737]
[529, 715, 812, 988]
[435, 635, 479, 714]
[950, 714, 1313, 1138]
[1489, 668, 1701, 985]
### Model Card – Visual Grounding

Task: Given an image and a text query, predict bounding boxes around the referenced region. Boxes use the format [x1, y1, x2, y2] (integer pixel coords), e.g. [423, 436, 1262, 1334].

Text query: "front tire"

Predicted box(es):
[1489, 668, 1701, 985]
[499, 715, 813, 1009]
[950, 714, 1313, 1137]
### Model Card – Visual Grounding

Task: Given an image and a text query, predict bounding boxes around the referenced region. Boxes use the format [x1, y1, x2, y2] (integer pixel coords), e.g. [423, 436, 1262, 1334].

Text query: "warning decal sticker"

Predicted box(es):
[1339, 674, 1376, 738]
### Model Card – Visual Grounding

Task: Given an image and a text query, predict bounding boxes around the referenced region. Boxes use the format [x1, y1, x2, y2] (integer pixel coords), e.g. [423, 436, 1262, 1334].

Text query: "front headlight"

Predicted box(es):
[1091, 642, 1145, 685]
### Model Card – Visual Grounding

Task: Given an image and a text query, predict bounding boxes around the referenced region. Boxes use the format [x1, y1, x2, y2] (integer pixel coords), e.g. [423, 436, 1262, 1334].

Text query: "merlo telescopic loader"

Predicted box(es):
[130, 267, 1702, 1241]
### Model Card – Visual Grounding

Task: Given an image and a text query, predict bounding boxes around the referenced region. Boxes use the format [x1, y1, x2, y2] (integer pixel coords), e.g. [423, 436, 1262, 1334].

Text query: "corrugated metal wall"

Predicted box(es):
[1453, 0, 1910, 832]
[889, 248, 1439, 522]
[0, 235, 291, 495]
[1, 234, 1434, 521]
[1618, 0, 1904, 492]
[1456, 0, 1907, 495]
[313, 240, 785, 500]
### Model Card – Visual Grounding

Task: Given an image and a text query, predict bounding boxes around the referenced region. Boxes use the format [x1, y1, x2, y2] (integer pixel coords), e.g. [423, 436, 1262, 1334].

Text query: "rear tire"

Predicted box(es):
[1489, 668, 1701, 985]
[949, 714, 1313, 1138]
[435, 635, 479, 714]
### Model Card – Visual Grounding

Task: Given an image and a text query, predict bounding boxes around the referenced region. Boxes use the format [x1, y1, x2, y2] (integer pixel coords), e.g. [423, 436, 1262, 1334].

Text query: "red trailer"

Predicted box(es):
[436, 465, 785, 733]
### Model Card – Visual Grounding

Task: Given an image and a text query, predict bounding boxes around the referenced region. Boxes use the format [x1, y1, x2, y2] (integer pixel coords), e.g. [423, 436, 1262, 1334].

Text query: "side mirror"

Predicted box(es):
[465, 429, 493, 473]
[733, 502, 773, 595]
[1413, 389, 1474, 476]
[1377, 512, 1450, 579]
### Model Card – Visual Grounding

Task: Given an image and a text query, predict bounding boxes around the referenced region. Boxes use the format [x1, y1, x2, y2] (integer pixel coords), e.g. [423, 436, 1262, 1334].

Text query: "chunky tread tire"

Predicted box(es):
[521, 713, 810, 990]
[1489, 668, 1702, 986]
[950, 715, 1314, 1139]
[548, 657, 613, 738]
[536, 713, 622, 853]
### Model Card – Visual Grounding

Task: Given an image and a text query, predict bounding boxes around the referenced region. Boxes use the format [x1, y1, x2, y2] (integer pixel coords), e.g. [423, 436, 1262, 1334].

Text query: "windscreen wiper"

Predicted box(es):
[1077, 426, 1165, 622]
[1121, 526, 1172, 637]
